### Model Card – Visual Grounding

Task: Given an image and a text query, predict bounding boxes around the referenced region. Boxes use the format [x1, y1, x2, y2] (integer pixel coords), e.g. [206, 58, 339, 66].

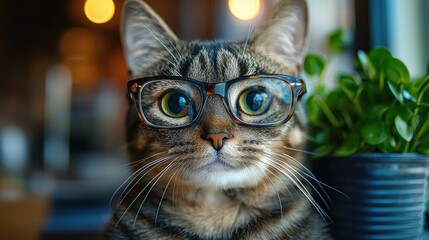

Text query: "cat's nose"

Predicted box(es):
[204, 132, 232, 151]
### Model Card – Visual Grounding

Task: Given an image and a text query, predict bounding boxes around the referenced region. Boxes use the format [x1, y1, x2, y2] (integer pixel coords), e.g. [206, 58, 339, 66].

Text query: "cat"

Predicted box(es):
[106, 0, 331, 239]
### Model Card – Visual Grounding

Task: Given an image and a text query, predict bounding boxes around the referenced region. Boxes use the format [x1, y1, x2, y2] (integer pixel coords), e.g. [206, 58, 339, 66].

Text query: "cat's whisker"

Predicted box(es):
[171, 166, 179, 209]
[180, 167, 191, 203]
[247, 163, 260, 187]
[114, 161, 160, 208]
[265, 152, 331, 210]
[133, 160, 178, 228]
[254, 165, 284, 218]
[110, 151, 168, 172]
[267, 166, 299, 202]
[109, 151, 169, 206]
[278, 145, 318, 156]
[266, 151, 333, 202]
[242, 23, 254, 56]
[116, 155, 170, 203]
[165, 37, 183, 62]
[270, 151, 323, 183]
[262, 159, 314, 208]
[273, 151, 346, 198]
[154, 166, 180, 225]
[266, 140, 318, 156]
[271, 150, 331, 193]
[115, 156, 175, 228]
[261, 154, 331, 221]
[274, 162, 329, 221]
[114, 154, 179, 218]
[172, 161, 188, 209]
[261, 158, 307, 198]
[301, 133, 319, 142]
[116, 154, 176, 204]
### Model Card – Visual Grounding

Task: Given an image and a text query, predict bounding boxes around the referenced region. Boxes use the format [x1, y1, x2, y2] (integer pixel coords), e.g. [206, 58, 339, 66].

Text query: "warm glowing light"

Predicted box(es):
[228, 0, 261, 21]
[84, 0, 115, 24]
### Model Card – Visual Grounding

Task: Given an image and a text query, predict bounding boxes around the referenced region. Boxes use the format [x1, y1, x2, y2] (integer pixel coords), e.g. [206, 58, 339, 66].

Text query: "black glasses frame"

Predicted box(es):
[127, 74, 306, 129]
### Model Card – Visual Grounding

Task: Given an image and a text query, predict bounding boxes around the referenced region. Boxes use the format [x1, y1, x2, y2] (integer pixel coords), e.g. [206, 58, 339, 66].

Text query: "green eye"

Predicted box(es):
[238, 88, 271, 116]
[160, 91, 192, 118]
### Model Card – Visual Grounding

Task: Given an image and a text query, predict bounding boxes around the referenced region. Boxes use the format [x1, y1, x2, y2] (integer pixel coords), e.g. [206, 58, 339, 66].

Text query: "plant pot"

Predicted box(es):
[313, 153, 429, 240]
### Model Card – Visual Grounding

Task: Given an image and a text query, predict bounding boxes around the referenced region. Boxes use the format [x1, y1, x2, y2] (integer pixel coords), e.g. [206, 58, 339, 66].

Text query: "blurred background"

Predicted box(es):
[0, 0, 428, 239]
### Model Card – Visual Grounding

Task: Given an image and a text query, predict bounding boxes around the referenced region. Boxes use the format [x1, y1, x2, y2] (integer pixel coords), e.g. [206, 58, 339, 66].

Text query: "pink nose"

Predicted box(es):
[205, 133, 231, 151]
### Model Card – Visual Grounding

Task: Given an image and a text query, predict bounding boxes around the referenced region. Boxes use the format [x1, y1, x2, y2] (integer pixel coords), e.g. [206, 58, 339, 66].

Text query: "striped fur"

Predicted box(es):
[106, 0, 331, 239]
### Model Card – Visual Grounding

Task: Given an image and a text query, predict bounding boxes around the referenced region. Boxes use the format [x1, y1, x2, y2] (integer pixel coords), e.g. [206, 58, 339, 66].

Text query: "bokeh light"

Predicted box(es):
[84, 0, 115, 24]
[228, 0, 261, 21]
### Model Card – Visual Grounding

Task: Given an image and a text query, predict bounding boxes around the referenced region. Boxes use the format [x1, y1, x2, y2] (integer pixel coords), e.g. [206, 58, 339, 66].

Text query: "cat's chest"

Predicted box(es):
[186, 188, 237, 208]
[165, 188, 258, 234]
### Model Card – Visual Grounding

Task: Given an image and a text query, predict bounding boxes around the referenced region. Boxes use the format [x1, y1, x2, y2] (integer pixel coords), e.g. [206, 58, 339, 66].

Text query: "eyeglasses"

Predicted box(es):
[127, 74, 306, 129]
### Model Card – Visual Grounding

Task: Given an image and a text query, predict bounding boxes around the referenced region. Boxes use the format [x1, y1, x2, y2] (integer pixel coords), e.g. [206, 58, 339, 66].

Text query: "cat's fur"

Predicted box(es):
[106, 0, 331, 239]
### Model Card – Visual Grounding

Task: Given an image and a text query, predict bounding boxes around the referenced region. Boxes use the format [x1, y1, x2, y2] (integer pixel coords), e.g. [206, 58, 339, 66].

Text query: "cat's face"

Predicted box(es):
[122, 0, 308, 189]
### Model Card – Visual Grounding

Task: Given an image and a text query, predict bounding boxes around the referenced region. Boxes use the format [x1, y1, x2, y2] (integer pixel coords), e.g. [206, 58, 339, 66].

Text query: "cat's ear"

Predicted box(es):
[250, 0, 308, 67]
[121, 0, 178, 75]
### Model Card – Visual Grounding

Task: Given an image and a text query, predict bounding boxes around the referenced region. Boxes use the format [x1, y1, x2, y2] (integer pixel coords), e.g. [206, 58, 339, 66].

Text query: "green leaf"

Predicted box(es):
[404, 75, 429, 100]
[384, 58, 410, 84]
[359, 81, 382, 105]
[339, 75, 359, 99]
[313, 144, 336, 157]
[366, 105, 389, 120]
[415, 119, 429, 143]
[327, 89, 349, 109]
[326, 29, 349, 53]
[417, 140, 429, 154]
[370, 104, 390, 119]
[357, 50, 376, 80]
[394, 115, 413, 142]
[377, 133, 397, 153]
[313, 131, 328, 144]
[306, 95, 322, 125]
[360, 119, 387, 145]
[401, 89, 416, 102]
[384, 105, 413, 123]
[417, 77, 429, 103]
[368, 47, 393, 60]
[387, 80, 404, 103]
[334, 130, 360, 156]
[304, 53, 326, 77]
[368, 47, 392, 77]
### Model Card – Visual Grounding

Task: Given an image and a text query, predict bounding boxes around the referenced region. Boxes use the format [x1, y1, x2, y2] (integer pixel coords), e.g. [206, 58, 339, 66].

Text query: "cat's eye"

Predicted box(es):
[160, 91, 192, 118]
[237, 87, 271, 116]
[227, 77, 295, 125]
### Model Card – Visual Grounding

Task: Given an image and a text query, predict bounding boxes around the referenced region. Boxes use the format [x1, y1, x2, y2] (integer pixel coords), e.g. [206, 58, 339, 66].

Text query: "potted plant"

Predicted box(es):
[304, 30, 429, 239]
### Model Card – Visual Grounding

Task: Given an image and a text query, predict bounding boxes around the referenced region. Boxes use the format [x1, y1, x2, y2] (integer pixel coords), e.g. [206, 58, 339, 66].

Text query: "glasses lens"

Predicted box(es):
[227, 77, 293, 125]
[139, 80, 203, 128]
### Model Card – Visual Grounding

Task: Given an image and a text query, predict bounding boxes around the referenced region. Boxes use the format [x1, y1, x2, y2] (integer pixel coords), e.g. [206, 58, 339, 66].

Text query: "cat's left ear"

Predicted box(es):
[250, 0, 308, 67]
[121, 0, 178, 76]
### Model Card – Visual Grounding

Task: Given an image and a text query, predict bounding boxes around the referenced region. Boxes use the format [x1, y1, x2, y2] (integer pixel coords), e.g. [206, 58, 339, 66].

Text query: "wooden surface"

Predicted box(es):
[0, 192, 50, 240]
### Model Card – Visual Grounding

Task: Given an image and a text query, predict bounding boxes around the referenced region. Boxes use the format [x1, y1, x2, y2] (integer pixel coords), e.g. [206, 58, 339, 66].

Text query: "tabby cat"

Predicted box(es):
[106, 0, 331, 239]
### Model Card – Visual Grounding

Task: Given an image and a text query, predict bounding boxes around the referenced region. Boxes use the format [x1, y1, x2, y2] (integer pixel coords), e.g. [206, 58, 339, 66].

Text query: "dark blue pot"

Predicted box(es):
[313, 153, 429, 240]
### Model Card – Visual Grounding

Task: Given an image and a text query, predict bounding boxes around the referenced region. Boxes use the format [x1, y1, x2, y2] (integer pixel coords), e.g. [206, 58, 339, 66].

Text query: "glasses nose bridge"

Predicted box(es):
[204, 82, 226, 98]
[202, 82, 232, 121]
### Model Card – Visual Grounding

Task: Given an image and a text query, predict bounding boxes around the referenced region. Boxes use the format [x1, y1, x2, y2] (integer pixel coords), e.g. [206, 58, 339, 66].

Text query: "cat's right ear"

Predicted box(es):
[250, 0, 308, 68]
[121, 0, 177, 76]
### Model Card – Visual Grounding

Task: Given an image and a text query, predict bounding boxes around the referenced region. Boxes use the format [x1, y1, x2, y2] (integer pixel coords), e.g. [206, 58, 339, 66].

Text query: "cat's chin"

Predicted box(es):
[199, 160, 235, 171]
[189, 163, 267, 189]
